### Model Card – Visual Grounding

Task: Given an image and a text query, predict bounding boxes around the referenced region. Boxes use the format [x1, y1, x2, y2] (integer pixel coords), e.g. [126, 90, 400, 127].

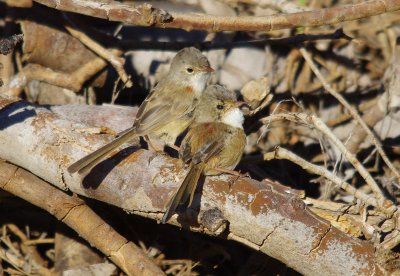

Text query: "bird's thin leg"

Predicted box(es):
[213, 168, 249, 189]
[213, 168, 248, 177]
[144, 135, 164, 153]
[213, 167, 240, 176]
[144, 135, 168, 166]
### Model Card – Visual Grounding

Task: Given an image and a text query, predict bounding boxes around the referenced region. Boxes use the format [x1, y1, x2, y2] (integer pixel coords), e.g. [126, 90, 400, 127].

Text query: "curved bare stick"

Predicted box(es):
[6, 61, 107, 97]
[0, 97, 384, 275]
[263, 147, 378, 207]
[33, 0, 400, 32]
[0, 161, 164, 276]
[62, 14, 132, 88]
[261, 113, 395, 213]
[299, 47, 400, 186]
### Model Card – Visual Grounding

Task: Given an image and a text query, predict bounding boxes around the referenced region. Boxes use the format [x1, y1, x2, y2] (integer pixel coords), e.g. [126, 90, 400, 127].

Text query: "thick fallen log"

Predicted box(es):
[0, 97, 383, 275]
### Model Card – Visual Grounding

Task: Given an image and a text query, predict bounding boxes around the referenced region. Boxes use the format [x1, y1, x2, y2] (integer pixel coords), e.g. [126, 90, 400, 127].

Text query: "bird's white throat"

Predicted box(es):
[191, 73, 208, 97]
[222, 108, 244, 129]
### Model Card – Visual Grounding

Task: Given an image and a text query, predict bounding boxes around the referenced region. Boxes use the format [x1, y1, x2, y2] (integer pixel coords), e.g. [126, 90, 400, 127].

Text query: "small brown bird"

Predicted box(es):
[162, 84, 246, 223]
[68, 47, 213, 174]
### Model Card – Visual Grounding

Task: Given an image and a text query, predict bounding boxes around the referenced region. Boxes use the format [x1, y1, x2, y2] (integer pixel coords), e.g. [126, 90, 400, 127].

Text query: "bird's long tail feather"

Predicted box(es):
[67, 127, 137, 174]
[162, 163, 205, 224]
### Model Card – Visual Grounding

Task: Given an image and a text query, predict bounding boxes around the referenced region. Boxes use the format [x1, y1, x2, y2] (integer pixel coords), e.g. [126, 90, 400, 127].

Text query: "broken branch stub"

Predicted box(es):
[0, 96, 383, 275]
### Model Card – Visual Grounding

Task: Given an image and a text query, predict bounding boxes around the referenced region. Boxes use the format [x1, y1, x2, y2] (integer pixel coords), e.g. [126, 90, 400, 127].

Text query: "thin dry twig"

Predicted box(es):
[23, 239, 54, 246]
[248, 94, 273, 116]
[261, 113, 395, 213]
[0, 226, 52, 276]
[263, 147, 378, 207]
[111, 77, 123, 104]
[299, 47, 400, 184]
[5, 224, 48, 268]
[5, 57, 111, 97]
[62, 14, 132, 88]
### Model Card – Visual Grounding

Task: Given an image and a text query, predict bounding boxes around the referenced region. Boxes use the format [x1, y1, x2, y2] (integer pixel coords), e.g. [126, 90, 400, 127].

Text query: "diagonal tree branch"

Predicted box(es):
[0, 161, 164, 276]
[32, 0, 400, 32]
[0, 96, 383, 275]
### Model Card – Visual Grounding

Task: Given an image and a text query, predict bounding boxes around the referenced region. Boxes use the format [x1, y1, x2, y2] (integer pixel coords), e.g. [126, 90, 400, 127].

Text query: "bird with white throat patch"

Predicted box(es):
[162, 84, 247, 223]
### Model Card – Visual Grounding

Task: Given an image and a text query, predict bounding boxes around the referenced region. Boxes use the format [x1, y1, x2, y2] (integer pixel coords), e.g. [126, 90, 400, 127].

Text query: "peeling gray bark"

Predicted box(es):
[0, 97, 383, 275]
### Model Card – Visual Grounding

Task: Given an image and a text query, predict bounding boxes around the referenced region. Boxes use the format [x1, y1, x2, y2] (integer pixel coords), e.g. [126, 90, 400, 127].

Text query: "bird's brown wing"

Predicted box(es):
[164, 124, 233, 224]
[170, 124, 227, 215]
[179, 138, 222, 205]
[164, 125, 244, 223]
[133, 84, 195, 135]
[69, 84, 194, 174]
[179, 131, 194, 163]
[179, 123, 227, 165]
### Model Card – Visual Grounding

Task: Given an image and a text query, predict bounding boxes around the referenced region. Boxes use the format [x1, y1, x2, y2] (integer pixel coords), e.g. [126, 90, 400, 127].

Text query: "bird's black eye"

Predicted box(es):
[217, 104, 224, 110]
[186, 67, 194, 73]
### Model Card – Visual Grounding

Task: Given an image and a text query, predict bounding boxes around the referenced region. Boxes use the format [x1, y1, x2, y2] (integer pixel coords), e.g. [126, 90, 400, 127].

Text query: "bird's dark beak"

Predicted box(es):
[200, 65, 214, 73]
[234, 101, 249, 108]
